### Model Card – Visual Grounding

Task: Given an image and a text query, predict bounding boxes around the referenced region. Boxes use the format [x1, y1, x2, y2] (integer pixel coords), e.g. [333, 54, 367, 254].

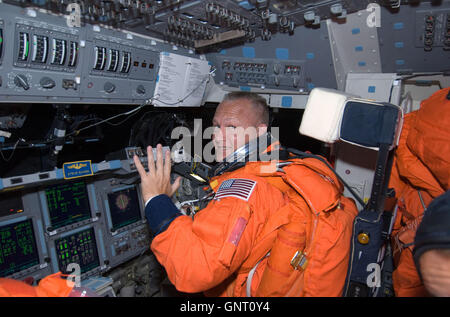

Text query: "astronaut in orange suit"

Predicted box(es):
[134, 91, 356, 296]
[389, 87, 450, 297]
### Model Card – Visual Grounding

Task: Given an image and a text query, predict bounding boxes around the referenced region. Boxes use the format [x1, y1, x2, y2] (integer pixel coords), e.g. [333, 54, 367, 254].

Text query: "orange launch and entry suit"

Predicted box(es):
[389, 87, 450, 297]
[0, 272, 73, 297]
[147, 154, 358, 296]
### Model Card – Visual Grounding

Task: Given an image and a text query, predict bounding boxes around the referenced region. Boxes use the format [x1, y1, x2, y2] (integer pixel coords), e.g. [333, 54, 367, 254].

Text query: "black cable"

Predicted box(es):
[0, 101, 152, 151]
[0, 139, 21, 162]
[1, 69, 212, 160]
[103, 106, 145, 127]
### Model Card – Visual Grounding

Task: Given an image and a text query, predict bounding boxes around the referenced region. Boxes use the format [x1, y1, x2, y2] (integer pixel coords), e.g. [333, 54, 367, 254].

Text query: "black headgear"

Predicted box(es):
[413, 190, 450, 276]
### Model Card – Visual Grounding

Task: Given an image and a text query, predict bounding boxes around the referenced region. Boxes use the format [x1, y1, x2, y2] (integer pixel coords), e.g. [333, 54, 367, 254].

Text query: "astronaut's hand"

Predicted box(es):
[134, 144, 181, 203]
[419, 249, 450, 297]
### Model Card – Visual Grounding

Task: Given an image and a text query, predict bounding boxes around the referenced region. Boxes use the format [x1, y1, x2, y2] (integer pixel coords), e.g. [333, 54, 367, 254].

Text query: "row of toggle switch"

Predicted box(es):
[423, 13, 450, 51]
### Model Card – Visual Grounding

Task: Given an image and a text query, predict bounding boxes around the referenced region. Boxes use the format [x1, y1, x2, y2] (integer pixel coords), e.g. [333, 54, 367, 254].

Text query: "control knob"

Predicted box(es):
[14, 74, 30, 90]
[136, 85, 146, 95]
[40, 77, 56, 89]
[104, 82, 116, 93]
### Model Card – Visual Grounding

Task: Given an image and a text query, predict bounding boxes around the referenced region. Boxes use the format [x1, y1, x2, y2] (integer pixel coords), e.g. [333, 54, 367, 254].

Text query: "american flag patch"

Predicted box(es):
[214, 178, 257, 201]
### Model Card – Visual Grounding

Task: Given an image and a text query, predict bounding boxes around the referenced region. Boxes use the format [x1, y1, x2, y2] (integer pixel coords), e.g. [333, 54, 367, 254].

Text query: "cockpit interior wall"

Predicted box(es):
[0, 0, 449, 297]
[378, 2, 450, 74]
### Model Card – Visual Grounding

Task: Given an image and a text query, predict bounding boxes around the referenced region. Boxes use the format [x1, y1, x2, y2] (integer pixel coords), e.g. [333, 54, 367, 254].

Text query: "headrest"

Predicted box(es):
[299, 88, 403, 150]
[299, 88, 354, 144]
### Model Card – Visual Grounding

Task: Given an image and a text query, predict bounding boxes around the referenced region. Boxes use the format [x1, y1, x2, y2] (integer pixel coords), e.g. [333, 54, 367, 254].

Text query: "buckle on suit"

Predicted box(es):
[290, 250, 308, 270]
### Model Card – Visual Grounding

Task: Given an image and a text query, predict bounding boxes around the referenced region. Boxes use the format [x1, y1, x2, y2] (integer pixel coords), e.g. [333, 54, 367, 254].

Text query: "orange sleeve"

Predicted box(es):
[0, 272, 73, 297]
[0, 278, 38, 297]
[150, 177, 285, 294]
[407, 87, 450, 190]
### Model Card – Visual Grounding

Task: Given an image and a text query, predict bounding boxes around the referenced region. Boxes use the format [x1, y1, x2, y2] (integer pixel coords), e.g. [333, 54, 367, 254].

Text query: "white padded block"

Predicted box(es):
[299, 88, 358, 143]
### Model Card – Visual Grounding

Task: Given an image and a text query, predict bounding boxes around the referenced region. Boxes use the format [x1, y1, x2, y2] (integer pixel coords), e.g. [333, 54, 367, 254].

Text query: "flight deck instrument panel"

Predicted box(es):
[0, 150, 154, 283]
[0, 3, 178, 104]
[0, 1, 448, 104]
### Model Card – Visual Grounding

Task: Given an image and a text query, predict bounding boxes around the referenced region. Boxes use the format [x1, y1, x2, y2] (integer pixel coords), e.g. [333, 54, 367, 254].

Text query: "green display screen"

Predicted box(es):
[54, 227, 99, 274]
[0, 219, 39, 277]
[45, 181, 91, 229]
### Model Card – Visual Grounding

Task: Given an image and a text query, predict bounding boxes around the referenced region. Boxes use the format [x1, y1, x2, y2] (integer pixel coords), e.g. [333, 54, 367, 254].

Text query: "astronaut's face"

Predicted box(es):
[212, 98, 267, 162]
